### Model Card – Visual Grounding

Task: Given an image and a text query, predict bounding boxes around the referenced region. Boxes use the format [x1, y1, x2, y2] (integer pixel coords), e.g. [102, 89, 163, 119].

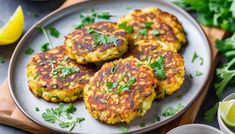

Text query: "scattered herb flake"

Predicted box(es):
[199, 57, 204, 65]
[154, 116, 160, 123]
[25, 47, 34, 55]
[60, 66, 80, 78]
[152, 29, 160, 36]
[36, 25, 53, 48]
[139, 28, 147, 37]
[111, 66, 118, 74]
[139, 122, 145, 128]
[144, 21, 154, 28]
[203, 103, 219, 122]
[0, 56, 5, 63]
[35, 107, 40, 112]
[47, 26, 60, 38]
[192, 51, 198, 63]
[116, 77, 136, 94]
[118, 21, 134, 34]
[162, 103, 184, 117]
[189, 74, 193, 79]
[119, 125, 129, 132]
[150, 56, 166, 80]
[195, 71, 203, 76]
[41, 43, 50, 52]
[106, 82, 118, 91]
[97, 12, 113, 19]
[176, 94, 182, 99]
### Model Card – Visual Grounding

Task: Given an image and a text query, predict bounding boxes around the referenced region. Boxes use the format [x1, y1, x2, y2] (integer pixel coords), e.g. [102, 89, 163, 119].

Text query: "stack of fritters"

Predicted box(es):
[26, 7, 186, 124]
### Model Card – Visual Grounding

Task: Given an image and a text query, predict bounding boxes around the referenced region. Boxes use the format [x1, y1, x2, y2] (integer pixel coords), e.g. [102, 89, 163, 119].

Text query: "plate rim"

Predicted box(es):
[8, 0, 213, 133]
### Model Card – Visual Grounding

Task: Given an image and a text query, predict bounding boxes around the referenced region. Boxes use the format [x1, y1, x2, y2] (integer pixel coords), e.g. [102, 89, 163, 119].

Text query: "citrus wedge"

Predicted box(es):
[0, 6, 24, 45]
[219, 100, 235, 128]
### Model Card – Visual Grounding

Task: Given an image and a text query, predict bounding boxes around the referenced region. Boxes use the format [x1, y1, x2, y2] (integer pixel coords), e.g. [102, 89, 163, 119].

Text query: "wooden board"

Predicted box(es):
[0, 0, 226, 133]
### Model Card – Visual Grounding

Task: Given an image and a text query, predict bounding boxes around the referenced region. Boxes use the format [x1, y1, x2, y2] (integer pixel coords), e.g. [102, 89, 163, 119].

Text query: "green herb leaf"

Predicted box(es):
[111, 66, 118, 74]
[195, 71, 203, 76]
[203, 103, 219, 122]
[150, 56, 166, 80]
[118, 21, 134, 34]
[47, 26, 60, 38]
[97, 12, 113, 19]
[162, 103, 184, 117]
[106, 82, 118, 91]
[42, 109, 58, 123]
[154, 116, 160, 123]
[35, 107, 40, 112]
[192, 51, 198, 63]
[139, 28, 147, 37]
[36, 25, 52, 48]
[152, 29, 160, 36]
[119, 125, 129, 132]
[41, 43, 50, 52]
[144, 21, 154, 28]
[64, 103, 77, 114]
[89, 29, 118, 46]
[139, 123, 145, 128]
[60, 66, 80, 78]
[0, 56, 5, 63]
[116, 77, 136, 94]
[25, 47, 34, 55]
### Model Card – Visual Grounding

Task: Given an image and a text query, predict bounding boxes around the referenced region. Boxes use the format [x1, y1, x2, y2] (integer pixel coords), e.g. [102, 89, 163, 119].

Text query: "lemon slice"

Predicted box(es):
[219, 100, 235, 127]
[0, 6, 24, 45]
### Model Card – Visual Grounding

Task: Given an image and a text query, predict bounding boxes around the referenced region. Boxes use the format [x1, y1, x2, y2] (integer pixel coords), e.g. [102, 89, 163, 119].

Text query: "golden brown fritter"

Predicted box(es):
[84, 57, 157, 124]
[126, 40, 185, 99]
[65, 21, 129, 64]
[118, 7, 186, 51]
[26, 46, 96, 103]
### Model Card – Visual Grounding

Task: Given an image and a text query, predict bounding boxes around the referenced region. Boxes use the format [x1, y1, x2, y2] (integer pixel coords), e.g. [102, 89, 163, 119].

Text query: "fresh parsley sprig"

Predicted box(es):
[41, 103, 85, 131]
[118, 21, 134, 34]
[150, 56, 166, 80]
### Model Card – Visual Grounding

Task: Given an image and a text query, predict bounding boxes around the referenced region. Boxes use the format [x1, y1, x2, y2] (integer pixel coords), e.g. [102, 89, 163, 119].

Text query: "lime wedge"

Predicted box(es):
[0, 6, 24, 45]
[219, 100, 235, 127]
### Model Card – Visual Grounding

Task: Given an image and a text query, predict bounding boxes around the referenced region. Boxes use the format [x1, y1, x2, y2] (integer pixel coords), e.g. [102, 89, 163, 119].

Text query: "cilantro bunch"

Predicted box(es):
[174, 0, 235, 32]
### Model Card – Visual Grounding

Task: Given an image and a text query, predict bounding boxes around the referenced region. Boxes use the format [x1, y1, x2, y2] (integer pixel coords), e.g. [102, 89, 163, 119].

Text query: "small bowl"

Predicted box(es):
[217, 93, 235, 134]
[167, 124, 223, 134]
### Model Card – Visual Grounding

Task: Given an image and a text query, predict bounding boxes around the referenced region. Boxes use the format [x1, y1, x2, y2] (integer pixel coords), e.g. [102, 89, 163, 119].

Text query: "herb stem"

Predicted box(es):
[36, 25, 53, 48]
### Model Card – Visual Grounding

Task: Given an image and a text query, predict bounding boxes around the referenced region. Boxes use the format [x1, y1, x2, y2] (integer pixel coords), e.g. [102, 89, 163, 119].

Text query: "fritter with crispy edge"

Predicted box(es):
[65, 21, 129, 64]
[84, 57, 157, 124]
[126, 40, 185, 99]
[26, 46, 96, 103]
[118, 7, 186, 51]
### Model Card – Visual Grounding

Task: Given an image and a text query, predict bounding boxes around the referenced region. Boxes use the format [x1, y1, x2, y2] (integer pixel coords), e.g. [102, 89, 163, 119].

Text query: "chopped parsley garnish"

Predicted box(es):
[41, 43, 49, 52]
[203, 103, 219, 122]
[119, 125, 129, 132]
[154, 116, 160, 123]
[0, 56, 5, 63]
[106, 82, 118, 91]
[111, 66, 118, 74]
[189, 73, 193, 79]
[87, 28, 118, 46]
[162, 103, 184, 117]
[47, 26, 60, 38]
[192, 51, 198, 63]
[199, 57, 204, 65]
[144, 21, 154, 28]
[195, 71, 203, 76]
[150, 56, 166, 80]
[34, 74, 39, 80]
[75, 10, 113, 29]
[118, 21, 134, 34]
[36, 25, 53, 48]
[152, 29, 160, 36]
[139, 28, 147, 37]
[139, 122, 145, 128]
[60, 66, 80, 78]
[35, 107, 40, 112]
[25, 47, 34, 55]
[97, 12, 113, 19]
[41, 103, 85, 131]
[116, 77, 136, 94]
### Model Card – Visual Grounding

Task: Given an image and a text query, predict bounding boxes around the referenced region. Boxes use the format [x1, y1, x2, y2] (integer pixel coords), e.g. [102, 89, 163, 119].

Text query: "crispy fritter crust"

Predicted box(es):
[84, 57, 157, 124]
[26, 46, 96, 103]
[118, 7, 186, 51]
[126, 40, 185, 99]
[65, 22, 129, 64]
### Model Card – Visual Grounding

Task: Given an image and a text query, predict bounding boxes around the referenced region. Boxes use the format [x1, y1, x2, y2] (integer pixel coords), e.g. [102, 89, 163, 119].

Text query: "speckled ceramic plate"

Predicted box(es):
[9, 0, 212, 133]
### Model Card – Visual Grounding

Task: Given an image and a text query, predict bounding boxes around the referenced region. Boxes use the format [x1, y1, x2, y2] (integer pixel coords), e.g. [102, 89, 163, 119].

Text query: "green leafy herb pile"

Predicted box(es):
[173, 0, 235, 122]
[174, 0, 235, 32]
[39, 103, 85, 131]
